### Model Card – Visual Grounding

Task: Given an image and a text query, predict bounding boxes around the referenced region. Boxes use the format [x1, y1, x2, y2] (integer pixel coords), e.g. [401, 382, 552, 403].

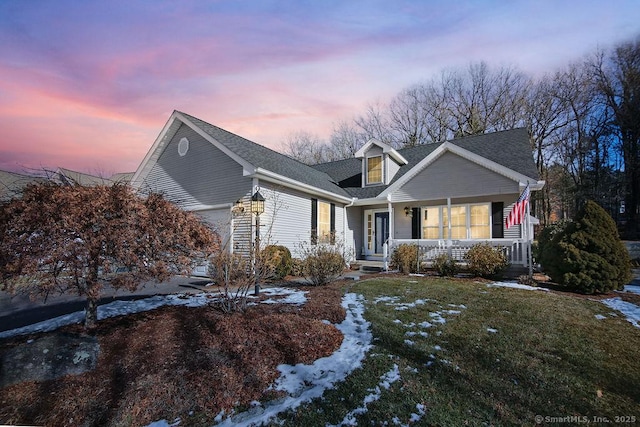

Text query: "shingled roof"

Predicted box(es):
[180, 112, 351, 198]
[312, 128, 538, 198]
[179, 112, 538, 201]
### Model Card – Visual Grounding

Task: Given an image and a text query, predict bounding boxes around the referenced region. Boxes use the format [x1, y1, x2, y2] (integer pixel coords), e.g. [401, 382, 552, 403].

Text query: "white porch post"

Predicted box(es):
[447, 197, 452, 256]
[386, 195, 393, 269]
[387, 195, 393, 243]
[526, 195, 533, 277]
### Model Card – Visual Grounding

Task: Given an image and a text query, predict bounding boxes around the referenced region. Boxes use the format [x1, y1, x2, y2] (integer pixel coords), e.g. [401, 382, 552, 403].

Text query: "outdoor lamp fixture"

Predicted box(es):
[404, 206, 413, 217]
[251, 190, 265, 216]
[232, 199, 245, 215]
[251, 189, 265, 296]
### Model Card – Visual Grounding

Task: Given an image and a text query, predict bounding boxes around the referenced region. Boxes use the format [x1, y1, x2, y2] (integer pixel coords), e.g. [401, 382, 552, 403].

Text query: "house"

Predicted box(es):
[0, 168, 136, 203]
[53, 168, 134, 186]
[131, 111, 544, 268]
[0, 170, 46, 201]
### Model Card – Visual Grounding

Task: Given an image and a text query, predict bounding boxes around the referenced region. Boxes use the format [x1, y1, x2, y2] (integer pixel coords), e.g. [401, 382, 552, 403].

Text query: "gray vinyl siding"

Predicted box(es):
[390, 151, 519, 203]
[253, 183, 352, 259]
[346, 206, 363, 259]
[386, 157, 402, 184]
[144, 124, 252, 209]
[197, 208, 233, 249]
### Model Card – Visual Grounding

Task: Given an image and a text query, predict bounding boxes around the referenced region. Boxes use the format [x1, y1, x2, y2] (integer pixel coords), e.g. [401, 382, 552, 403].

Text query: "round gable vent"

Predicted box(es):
[178, 137, 189, 157]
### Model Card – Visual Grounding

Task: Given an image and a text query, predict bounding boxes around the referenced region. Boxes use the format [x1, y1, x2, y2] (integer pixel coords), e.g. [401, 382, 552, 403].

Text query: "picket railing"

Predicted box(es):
[388, 238, 529, 266]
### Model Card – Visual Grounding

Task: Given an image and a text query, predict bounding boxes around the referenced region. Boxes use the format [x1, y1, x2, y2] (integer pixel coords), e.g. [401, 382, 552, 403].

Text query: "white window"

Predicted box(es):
[443, 205, 467, 239]
[470, 204, 490, 238]
[366, 156, 383, 185]
[318, 201, 332, 244]
[422, 207, 440, 239]
[421, 203, 491, 239]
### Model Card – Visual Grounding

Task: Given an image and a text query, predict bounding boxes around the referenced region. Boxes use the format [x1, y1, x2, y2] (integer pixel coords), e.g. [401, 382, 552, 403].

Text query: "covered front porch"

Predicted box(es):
[355, 194, 536, 269]
[388, 238, 530, 266]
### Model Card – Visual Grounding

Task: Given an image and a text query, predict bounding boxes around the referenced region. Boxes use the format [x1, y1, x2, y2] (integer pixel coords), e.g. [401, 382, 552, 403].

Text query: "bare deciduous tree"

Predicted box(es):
[591, 37, 640, 237]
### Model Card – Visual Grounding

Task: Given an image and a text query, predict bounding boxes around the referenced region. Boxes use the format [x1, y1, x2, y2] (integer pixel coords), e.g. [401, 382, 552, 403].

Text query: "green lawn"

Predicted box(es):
[278, 277, 640, 426]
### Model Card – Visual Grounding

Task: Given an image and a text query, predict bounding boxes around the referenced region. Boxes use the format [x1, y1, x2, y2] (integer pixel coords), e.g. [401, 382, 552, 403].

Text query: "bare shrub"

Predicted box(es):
[391, 244, 420, 273]
[432, 253, 459, 277]
[297, 240, 346, 286]
[464, 243, 509, 278]
[209, 251, 253, 313]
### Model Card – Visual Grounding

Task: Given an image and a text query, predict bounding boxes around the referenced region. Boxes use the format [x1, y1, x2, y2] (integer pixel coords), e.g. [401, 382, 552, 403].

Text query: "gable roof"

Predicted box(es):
[313, 128, 540, 199]
[134, 112, 540, 204]
[133, 111, 352, 201]
[355, 139, 408, 165]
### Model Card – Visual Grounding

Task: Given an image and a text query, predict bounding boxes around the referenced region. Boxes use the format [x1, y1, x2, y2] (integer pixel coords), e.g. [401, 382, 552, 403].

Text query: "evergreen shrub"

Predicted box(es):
[540, 200, 631, 294]
[262, 245, 293, 280]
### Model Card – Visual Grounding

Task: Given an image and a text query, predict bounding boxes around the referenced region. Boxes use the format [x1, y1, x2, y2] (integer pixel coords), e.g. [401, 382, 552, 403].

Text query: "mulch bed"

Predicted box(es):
[0, 283, 346, 427]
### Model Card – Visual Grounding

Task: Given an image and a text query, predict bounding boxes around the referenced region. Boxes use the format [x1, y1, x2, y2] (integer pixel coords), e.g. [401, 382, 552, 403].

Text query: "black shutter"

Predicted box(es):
[492, 202, 504, 238]
[411, 208, 421, 239]
[311, 198, 318, 244]
[330, 203, 336, 244]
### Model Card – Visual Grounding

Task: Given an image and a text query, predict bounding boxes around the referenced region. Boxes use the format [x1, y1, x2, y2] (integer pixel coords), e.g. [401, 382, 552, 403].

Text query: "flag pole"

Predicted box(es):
[526, 192, 533, 279]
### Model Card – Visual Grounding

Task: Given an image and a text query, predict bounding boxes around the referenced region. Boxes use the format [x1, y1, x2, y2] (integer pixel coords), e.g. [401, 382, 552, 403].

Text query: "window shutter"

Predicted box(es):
[330, 203, 336, 244]
[492, 202, 504, 238]
[311, 198, 318, 244]
[411, 208, 421, 239]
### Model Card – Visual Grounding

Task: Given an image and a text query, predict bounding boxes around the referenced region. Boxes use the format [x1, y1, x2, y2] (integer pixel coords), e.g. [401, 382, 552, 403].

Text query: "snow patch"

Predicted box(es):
[328, 364, 401, 427]
[215, 293, 373, 426]
[0, 287, 307, 339]
[486, 282, 549, 291]
[600, 297, 640, 329]
[623, 284, 640, 295]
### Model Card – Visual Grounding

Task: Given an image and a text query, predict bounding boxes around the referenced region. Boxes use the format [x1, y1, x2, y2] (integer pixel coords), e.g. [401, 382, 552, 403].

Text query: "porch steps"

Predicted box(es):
[355, 259, 386, 273]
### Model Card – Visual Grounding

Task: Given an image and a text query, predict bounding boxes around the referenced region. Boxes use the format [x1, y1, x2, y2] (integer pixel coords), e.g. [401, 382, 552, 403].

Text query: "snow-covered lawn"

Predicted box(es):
[5, 277, 640, 427]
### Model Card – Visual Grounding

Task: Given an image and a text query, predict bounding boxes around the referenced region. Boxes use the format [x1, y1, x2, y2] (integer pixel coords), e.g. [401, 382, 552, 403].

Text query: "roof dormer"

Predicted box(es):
[355, 139, 408, 187]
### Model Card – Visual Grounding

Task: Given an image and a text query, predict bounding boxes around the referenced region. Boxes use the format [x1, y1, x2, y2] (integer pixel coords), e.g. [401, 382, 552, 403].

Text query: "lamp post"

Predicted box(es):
[251, 189, 265, 295]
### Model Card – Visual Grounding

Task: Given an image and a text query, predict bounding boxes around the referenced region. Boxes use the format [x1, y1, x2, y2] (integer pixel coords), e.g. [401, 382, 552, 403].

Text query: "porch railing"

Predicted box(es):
[388, 238, 529, 266]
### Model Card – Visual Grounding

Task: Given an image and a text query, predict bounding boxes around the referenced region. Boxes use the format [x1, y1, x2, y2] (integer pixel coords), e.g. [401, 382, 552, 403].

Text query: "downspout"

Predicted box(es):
[344, 197, 356, 263]
[385, 194, 393, 271]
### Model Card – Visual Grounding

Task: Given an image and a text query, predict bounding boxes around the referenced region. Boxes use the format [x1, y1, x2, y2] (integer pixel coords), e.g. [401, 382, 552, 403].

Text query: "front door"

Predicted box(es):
[374, 212, 389, 254]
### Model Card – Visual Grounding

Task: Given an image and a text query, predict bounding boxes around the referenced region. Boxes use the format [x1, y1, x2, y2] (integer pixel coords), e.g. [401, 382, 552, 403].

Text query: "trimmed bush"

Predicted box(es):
[261, 245, 293, 280]
[432, 253, 459, 277]
[540, 200, 631, 294]
[391, 244, 420, 274]
[464, 243, 509, 279]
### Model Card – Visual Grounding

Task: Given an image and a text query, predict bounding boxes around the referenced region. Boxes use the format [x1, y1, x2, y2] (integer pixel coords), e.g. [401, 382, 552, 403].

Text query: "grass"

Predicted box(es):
[2, 277, 638, 425]
[277, 277, 640, 426]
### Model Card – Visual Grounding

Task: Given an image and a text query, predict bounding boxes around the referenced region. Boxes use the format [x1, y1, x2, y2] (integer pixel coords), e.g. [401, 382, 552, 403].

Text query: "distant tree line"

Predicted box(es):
[283, 36, 640, 238]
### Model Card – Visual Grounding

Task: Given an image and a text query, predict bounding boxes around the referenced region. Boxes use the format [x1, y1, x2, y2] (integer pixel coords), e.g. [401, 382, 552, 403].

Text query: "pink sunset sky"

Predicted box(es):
[0, 0, 638, 175]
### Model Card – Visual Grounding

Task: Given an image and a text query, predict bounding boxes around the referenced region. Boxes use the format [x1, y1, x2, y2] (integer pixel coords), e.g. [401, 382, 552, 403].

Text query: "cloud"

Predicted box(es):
[0, 0, 638, 173]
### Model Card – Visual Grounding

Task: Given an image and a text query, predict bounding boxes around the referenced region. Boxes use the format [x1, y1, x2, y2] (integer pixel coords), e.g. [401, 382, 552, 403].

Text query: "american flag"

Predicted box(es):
[505, 184, 530, 229]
